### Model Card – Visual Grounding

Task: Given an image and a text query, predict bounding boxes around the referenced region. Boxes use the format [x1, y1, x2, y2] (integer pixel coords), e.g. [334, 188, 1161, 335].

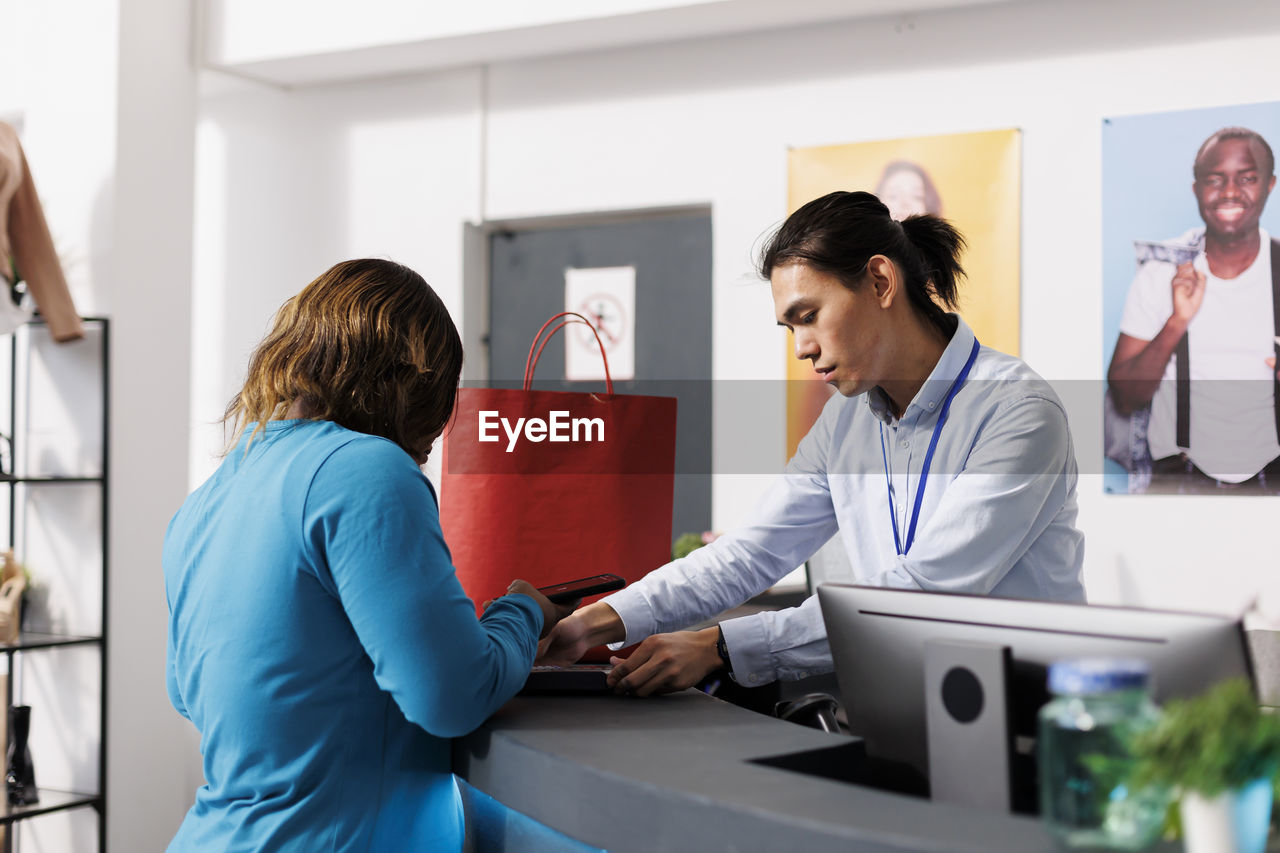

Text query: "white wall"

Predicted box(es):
[191, 68, 486, 481]
[0, 0, 116, 318]
[193, 0, 1280, 628]
[0, 0, 141, 849]
[199, 0, 1000, 86]
[479, 0, 1280, 618]
[109, 1, 201, 851]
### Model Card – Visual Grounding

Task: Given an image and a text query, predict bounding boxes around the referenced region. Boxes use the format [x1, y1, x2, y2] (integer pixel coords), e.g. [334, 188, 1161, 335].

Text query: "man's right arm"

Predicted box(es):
[537, 400, 844, 672]
[1108, 260, 1205, 414]
[537, 600, 626, 666]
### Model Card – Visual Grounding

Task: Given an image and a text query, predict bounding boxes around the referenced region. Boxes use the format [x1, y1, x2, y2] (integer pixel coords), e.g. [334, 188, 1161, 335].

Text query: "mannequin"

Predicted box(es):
[0, 122, 83, 342]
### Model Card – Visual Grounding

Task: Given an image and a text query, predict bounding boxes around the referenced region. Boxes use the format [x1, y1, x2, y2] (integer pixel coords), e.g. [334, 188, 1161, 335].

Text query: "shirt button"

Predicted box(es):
[927, 401, 937, 410]
[901, 440, 910, 448]
[748, 674, 759, 684]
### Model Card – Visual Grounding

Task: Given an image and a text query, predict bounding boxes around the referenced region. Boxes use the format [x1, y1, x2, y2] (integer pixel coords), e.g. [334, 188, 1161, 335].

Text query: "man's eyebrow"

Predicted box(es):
[778, 302, 810, 325]
[1200, 165, 1260, 175]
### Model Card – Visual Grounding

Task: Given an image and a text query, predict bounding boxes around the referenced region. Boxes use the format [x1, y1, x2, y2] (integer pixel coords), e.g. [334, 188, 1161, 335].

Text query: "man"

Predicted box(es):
[1108, 127, 1280, 493]
[539, 191, 1084, 696]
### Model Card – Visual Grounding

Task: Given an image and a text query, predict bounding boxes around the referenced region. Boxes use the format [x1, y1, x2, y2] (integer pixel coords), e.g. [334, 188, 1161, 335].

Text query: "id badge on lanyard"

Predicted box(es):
[879, 338, 980, 556]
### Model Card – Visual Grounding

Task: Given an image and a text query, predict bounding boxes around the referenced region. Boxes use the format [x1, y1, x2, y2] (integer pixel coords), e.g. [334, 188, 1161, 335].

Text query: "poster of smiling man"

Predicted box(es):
[1103, 103, 1280, 495]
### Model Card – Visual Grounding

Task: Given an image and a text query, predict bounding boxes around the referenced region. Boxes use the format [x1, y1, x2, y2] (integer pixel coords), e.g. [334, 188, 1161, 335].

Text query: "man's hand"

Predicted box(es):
[605, 627, 722, 697]
[536, 601, 626, 667]
[1268, 355, 1279, 382]
[1171, 262, 1207, 325]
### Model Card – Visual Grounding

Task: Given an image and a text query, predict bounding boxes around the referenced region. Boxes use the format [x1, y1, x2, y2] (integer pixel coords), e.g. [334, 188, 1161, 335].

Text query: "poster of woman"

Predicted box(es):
[784, 129, 1022, 458]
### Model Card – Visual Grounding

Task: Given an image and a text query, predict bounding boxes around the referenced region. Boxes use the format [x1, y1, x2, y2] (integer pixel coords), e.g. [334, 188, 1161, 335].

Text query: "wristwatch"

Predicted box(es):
[715, 625, 732, 671]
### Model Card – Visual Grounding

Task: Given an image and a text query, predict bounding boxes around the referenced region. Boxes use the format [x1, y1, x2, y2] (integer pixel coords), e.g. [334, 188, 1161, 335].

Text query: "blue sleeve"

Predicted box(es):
[166, 625, 190, 721]
[302, 438, 542, 738]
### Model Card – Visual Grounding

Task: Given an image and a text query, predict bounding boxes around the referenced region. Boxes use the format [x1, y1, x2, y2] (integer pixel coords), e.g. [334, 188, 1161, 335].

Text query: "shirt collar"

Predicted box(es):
[1192, 227, 1270, 279]
[866, 314, 976, 426]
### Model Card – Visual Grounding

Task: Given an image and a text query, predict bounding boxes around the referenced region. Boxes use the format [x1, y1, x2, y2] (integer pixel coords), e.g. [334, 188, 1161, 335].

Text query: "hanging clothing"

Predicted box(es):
[0, 122, 83, 342]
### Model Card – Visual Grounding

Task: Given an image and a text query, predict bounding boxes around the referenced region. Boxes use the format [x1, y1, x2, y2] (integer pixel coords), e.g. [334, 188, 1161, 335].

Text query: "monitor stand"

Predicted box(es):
[923, 638, 1015, 812]
[750, 639, 1040, 814]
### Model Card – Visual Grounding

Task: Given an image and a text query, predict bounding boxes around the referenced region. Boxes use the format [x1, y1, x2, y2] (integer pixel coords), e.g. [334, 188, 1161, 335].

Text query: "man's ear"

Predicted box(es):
[866, 255, 897, 307]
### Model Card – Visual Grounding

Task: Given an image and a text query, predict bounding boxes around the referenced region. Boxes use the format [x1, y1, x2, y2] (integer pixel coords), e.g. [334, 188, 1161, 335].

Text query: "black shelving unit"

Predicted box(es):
[0, 317, 107, 852]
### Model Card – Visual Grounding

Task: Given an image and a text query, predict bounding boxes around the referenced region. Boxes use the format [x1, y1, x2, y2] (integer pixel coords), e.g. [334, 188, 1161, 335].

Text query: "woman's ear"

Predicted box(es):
[865, 255, 898, 308]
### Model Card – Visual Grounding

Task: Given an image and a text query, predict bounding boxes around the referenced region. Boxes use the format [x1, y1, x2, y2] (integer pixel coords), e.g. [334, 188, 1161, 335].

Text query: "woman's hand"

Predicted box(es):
[535, 601, 626, 666]
[498, 580, 573, 639]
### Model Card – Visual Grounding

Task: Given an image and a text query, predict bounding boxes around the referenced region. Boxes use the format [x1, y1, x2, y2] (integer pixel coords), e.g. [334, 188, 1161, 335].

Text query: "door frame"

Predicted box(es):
[460, 203, 712, 383]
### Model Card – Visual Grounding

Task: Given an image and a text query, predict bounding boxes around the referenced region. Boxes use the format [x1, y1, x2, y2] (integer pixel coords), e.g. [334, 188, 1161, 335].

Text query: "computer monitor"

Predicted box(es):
[818, 584, 1253, 811]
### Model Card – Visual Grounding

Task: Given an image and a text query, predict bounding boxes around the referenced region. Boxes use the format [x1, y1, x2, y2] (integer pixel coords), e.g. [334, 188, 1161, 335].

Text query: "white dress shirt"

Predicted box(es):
[601, 316, 1085, 685]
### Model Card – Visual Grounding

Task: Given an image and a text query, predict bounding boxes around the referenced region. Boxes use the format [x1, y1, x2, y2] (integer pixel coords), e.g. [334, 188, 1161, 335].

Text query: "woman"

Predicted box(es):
[163, 259, 561, 851]
[875, 160, 943, 221]
[541, 190, 1084, 695]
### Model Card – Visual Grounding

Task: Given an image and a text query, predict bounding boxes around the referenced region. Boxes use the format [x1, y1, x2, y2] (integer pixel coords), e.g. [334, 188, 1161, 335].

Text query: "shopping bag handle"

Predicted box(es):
[523, 311, 614, 395]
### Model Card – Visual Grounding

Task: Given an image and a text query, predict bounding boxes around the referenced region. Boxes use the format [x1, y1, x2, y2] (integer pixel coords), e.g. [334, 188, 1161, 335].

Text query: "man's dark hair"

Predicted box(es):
[758, 190, 965, 335]
[1194, 127, 1275, 179]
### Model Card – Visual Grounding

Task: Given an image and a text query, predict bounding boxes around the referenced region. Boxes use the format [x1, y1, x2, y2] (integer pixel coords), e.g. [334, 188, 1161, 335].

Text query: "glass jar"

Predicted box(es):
[1038, 659, 1167, 850]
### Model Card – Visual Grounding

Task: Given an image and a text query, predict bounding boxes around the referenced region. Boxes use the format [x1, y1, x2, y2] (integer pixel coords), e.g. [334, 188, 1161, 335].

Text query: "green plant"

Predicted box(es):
[1131, 678, 1280, 798]
[671, 532, 705, 561]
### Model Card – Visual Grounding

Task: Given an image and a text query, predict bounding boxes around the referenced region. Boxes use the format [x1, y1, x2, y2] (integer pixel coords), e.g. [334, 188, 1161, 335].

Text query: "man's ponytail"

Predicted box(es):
[899, 214, 966, 331]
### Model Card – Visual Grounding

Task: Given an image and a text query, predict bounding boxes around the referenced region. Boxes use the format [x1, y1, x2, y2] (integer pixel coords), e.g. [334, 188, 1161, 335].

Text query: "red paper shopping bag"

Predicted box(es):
[441, 313, 677, 643]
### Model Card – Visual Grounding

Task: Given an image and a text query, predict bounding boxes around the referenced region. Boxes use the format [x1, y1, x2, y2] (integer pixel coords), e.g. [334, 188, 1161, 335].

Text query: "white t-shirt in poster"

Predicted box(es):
[1119, 227, 1280, 482]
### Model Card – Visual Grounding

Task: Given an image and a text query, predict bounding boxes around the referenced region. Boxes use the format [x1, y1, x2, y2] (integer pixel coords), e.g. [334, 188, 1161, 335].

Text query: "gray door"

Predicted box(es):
[487, 210, 712, 543]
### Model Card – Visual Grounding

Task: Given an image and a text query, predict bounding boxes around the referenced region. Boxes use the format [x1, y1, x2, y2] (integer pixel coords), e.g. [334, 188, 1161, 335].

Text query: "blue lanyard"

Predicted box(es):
[880, 338, 981, 556]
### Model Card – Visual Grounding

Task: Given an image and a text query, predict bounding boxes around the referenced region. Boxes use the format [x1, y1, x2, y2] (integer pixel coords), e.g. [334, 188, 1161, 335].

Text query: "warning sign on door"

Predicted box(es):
[564, 266, 636, 381]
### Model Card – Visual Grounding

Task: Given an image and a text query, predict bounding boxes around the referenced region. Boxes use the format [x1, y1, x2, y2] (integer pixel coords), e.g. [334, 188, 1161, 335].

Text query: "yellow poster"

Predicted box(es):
[784, 128, 1022, 458]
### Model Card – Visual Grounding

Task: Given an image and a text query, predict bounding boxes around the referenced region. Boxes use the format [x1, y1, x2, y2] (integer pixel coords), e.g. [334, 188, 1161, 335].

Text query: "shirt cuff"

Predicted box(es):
[598, 586, 655, 650]
[485, 592, 544, 635]
[719, 613, 773, 686]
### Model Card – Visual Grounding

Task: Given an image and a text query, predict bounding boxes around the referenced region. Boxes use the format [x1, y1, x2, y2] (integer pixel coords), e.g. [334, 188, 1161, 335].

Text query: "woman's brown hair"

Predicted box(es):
[224, 258, 463, 462]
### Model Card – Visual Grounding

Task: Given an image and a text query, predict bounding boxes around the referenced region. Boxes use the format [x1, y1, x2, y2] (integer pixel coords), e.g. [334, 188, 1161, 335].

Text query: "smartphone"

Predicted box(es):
[537, 573, 626, 604]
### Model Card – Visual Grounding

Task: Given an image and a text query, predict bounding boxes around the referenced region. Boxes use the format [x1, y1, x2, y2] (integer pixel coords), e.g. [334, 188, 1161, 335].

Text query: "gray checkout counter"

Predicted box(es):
[453, 688, 1177, 852]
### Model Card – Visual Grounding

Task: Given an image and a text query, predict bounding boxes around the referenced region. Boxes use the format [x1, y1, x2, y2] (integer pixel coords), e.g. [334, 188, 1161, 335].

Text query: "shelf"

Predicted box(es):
[15, 316, 108, 329]
[1, 314, 108, 850]
[0, 633, 101, 653]
[0, 789, 99, 824]
[0, 477, 103, 485]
